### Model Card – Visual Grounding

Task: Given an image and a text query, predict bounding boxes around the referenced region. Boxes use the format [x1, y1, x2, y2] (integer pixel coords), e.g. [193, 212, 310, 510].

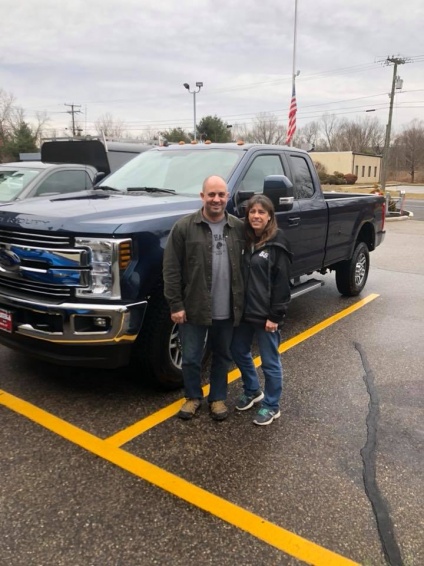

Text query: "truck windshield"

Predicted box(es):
[97, 148, 243, 195]
[0, 167, 42, 202]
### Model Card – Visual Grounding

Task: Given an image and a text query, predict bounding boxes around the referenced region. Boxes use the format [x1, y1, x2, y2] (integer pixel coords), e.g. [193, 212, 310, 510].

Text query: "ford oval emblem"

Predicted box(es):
[0, 249, 21, 272]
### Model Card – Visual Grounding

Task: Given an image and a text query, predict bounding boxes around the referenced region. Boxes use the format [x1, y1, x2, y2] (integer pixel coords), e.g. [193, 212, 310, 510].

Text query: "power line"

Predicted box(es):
[44, 88, 417, 128]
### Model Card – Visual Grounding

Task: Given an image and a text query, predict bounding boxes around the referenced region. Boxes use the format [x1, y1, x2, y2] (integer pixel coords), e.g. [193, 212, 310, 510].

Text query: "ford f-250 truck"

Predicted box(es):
[0, 143, 385, 388]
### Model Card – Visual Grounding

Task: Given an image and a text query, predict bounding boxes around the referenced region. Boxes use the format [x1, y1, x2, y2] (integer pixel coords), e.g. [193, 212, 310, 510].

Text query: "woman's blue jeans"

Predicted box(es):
[231, 322, 283, 411]
[179, 319, 233, 402]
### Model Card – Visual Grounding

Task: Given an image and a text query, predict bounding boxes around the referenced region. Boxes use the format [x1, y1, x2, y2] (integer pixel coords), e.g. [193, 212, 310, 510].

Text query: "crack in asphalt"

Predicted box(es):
[355, 342, 404, 566]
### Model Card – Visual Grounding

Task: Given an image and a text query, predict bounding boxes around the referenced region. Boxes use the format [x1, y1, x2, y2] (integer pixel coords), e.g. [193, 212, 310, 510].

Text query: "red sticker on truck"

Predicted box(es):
[0, 309, 13, 333]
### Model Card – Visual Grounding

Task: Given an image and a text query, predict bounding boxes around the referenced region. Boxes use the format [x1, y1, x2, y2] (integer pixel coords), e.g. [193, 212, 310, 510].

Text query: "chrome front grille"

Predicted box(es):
[0, 229, 89, 300]
[0, 276, 71, 297]
[0, 229, 71, 248]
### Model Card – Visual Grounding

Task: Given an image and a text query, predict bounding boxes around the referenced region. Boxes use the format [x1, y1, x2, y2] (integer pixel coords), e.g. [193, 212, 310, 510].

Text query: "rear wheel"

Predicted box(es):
[335, 241, 370, 296]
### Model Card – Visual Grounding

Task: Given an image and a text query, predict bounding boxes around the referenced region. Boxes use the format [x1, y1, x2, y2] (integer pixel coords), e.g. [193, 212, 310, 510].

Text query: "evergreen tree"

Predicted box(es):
[197, 115, 231, 143]
[4, 122, 38, 160]
[160, 127, 190, 144]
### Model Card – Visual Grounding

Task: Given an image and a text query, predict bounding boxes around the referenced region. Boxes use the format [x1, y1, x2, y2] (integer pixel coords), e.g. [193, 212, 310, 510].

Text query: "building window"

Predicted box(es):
[374, 166, 377, 177]
[368, 166, 371, 177]
[355, 165, 358, 177]
[362, 166, 365, 177]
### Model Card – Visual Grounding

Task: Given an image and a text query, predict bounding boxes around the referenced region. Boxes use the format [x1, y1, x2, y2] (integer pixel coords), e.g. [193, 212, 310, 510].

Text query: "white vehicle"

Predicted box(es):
[0, 162, 99, 203]
[0, 139, 153, 204]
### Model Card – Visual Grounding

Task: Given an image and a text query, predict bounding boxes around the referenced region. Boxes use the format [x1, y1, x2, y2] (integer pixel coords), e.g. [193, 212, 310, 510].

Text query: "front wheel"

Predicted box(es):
[335, 241, 370, 296]
[134, 293, 183, 390]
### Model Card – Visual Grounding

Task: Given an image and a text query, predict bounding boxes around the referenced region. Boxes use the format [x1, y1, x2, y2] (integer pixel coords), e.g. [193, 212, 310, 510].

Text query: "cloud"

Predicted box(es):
[1, 0, 422, 136]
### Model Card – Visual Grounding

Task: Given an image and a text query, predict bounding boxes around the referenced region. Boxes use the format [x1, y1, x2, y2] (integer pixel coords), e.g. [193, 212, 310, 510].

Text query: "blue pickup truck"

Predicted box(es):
[0, 143, 385, 388]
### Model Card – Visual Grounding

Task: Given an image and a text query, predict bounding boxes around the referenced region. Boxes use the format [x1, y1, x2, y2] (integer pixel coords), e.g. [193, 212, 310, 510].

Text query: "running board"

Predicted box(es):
[290, 278, 324, 299]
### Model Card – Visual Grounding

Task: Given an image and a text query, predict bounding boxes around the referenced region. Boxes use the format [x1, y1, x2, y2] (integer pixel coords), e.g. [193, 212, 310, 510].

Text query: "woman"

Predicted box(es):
[231, 195, 292, 426]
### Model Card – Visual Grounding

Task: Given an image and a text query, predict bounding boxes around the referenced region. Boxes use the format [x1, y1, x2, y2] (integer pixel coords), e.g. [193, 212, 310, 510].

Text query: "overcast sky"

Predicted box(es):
[1, 0, 423, 139]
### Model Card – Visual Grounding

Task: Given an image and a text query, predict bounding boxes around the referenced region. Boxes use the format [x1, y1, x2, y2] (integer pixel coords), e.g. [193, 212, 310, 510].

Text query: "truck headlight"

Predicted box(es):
[75, 238, 132, 299]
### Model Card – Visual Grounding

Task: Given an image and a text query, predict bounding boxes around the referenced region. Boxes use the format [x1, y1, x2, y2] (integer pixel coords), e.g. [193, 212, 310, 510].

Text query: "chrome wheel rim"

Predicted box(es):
[169, 324, 182, 370]
[355, 252, 367, 286]
[168, 325, 208, 371]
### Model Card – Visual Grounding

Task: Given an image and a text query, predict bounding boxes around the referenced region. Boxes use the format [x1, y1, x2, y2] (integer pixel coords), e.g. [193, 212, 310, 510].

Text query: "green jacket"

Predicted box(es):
[163, 209, 245, 326]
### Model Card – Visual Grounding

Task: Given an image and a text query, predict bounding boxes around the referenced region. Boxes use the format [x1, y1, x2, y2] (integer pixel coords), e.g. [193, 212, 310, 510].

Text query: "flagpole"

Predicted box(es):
[292, 0, 298, 82]
[290, 0, 298, 147]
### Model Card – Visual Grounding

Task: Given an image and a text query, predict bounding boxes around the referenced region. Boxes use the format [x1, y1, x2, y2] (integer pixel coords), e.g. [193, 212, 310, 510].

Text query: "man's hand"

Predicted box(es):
[265, 319, 278, 333]
[171, 310, 187, 324]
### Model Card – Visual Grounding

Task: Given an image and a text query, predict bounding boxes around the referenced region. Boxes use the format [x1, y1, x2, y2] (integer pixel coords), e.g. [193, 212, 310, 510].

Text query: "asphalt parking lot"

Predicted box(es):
[1, 219, 423, 566]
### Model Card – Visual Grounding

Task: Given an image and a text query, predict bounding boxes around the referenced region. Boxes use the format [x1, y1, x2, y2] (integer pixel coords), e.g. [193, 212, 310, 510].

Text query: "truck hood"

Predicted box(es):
[0, 191, 202, 235]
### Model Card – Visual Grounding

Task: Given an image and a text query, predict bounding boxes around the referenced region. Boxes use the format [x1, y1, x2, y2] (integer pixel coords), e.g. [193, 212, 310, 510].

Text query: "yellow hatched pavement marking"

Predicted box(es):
[0, 389, 360, 566]
[107, 293, 380, 447]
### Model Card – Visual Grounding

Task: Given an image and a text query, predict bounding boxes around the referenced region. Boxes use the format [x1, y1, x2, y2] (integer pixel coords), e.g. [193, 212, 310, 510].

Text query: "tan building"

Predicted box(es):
[311, 151, 381, 183]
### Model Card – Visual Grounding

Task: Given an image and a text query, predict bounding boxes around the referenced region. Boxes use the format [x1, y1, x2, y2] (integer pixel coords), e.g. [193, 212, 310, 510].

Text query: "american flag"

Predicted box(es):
[285, 84, 297, 145]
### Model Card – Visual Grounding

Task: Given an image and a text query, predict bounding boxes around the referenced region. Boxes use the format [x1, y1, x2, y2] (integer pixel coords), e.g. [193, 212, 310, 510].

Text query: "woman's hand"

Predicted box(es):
[265, 319, 278, 333]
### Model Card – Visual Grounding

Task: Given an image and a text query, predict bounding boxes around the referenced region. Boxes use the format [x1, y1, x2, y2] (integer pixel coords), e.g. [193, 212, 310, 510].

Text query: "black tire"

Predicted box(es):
[335, 241, 370, 296]
[135, 293, 184, 390]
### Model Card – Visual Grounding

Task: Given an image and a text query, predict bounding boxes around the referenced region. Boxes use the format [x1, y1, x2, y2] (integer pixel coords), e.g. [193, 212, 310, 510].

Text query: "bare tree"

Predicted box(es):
[32, 111, 50, 145]
[246, 112, 285, 144]
[1, 89, 50, 141]
[230, 122, 250, 142]
[134, 126, 159, 144]
[318, 114, 385, 153]
[335, 117, 384, 153]
[94, 113, 126, 139]
[390, 119, 424, 182]
[1, 89, 50, 160]
[320, 113, 340, 150]
[295, 120, 321, 150]
[0, 89, 17, 150]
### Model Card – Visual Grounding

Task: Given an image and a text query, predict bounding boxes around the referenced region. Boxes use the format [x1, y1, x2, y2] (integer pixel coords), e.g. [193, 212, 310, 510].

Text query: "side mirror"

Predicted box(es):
[263, 175, 294, 211]
[93, 171, 106, 184]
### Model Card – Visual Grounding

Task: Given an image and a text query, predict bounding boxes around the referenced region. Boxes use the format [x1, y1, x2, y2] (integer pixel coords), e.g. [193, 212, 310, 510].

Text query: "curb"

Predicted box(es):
[385, 211, 414, 222]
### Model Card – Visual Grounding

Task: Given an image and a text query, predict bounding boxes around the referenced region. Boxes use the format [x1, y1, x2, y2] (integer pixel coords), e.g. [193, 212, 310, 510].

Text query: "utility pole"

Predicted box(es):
[379, 56, 409, 192]
[64, 103, 82, 137]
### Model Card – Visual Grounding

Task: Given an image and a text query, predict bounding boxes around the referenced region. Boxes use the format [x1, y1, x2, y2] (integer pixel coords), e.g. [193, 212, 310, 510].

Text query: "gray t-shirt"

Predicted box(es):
[205, 217, 231, 320]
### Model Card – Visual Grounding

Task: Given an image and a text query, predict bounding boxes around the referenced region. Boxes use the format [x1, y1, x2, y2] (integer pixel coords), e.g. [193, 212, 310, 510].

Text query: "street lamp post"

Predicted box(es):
[183, 82, 203, 141]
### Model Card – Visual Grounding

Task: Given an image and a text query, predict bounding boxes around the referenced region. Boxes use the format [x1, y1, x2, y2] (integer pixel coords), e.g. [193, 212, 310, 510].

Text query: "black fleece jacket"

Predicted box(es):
[242, 229, 292, 326]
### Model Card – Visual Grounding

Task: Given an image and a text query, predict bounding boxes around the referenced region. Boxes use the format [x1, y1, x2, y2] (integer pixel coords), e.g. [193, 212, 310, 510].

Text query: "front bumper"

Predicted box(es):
[0, 292, 147, 345]
[0, 293, 148, 368]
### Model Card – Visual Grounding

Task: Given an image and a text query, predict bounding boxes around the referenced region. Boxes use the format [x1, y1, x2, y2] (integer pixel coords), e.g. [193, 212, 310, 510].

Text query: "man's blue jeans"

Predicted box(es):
[231, 322, 283, 412]
[179, 319, 234, 402]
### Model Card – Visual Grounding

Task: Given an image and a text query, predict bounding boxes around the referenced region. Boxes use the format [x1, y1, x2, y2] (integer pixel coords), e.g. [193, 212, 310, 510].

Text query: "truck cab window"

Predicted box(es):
[35, 170, 92, 196]
[289, 155, 315, 200]
[240, 155, 284, 192]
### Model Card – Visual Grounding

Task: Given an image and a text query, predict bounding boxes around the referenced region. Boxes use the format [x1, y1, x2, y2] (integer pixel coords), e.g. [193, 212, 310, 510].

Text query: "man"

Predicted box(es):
[163, 175, 244, 421]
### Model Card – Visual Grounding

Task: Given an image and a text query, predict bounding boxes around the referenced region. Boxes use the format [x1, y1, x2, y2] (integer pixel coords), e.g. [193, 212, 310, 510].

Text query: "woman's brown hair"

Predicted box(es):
[244, 194, 278, 248]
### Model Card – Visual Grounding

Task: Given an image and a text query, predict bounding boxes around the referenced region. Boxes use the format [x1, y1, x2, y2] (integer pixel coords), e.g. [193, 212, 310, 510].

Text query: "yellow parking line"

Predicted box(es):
[106, 369, 250, 448]
[0, 389, 359, 566]
[278, 293, 380, 354]
[107, 293, 380, 447]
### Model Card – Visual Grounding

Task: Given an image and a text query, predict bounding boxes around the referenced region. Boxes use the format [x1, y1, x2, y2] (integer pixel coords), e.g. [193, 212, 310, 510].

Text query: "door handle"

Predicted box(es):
[288, 216, 301, 227]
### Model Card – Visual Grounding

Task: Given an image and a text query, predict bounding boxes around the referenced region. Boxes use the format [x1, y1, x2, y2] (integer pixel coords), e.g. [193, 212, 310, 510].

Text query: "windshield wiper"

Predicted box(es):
[126, 186, 176, 194]
[94, 185, 122, 192]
